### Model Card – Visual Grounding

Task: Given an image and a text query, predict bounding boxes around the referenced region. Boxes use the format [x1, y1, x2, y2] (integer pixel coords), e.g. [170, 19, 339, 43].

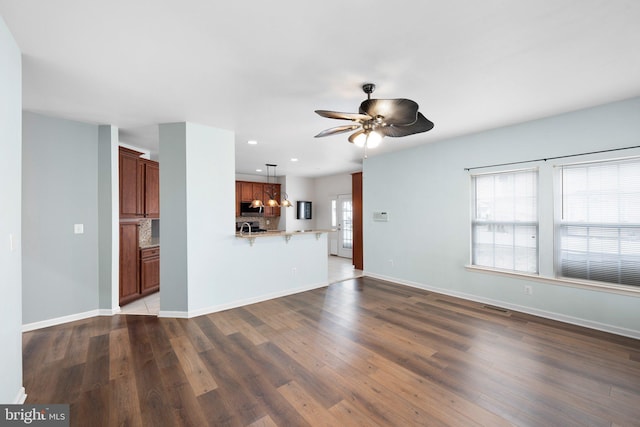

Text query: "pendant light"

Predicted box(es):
[250, 164, 292, 208]
[264, 164, 280, 208]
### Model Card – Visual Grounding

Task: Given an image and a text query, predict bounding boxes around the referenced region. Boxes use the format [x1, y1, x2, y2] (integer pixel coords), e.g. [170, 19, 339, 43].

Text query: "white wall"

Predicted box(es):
[159, 122, 328, 318]
[314, 173, 353, 254]
[363, 96, 640, 338]
[0, 15, 24, 403]
[282, 176, 316, 232]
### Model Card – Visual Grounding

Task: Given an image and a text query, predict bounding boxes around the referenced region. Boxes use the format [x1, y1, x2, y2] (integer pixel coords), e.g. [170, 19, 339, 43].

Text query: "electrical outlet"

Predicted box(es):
[524, 285, 533, 295]
[74, 224, 84, 234]
[388, 259, 394, 268]
[291, 267, 297, 277]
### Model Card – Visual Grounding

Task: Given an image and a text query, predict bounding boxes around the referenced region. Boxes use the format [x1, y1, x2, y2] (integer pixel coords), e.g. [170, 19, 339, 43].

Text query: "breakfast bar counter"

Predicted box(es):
[235, 229, 335, 246]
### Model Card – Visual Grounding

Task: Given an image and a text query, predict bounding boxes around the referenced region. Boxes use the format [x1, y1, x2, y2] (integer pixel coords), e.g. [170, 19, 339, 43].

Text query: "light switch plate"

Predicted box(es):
[74, 224, 84, 234]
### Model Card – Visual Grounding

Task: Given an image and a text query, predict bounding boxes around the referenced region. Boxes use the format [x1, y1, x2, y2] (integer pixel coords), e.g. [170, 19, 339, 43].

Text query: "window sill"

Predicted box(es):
[464, 265, 640, 298]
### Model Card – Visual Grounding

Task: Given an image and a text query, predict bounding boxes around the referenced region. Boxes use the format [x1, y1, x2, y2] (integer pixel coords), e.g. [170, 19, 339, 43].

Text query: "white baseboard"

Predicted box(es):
[365, 272, 640, 340]
[158, 310, 189, 318]
[22, 309, 101, 332]
[99, 306, 121, 316]
[14, 387, 27, 404]
[162, 281, 329, 319]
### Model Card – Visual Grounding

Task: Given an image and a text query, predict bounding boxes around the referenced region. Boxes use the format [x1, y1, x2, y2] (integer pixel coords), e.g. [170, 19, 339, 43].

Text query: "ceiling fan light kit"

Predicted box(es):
[314, 83, 434, 151]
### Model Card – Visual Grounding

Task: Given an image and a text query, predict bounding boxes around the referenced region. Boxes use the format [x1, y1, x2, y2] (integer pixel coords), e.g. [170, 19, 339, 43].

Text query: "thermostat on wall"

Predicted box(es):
[373, 211, 389, 222]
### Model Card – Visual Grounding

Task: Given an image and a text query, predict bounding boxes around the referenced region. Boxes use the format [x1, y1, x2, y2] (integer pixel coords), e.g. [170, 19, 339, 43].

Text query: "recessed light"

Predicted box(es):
[290, 158, 299, 162]
[248, 140, 258, 145]
[256, 168, 262, 172]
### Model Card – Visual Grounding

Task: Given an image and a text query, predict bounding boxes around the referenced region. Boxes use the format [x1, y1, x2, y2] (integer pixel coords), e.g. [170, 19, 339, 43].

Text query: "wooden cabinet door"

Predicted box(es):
[140, 247, 160, 294]
[119, 147, 144, 218]
[144, 160, 160, 218]
[240, 181, 261, 202]
[235, 182, 241, 216]
[119, 222, 139, 304]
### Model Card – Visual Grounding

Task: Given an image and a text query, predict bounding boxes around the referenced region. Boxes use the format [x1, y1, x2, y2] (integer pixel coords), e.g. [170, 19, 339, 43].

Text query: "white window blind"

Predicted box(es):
[472, 169, 538, 273]
[557, 158, 640, 286]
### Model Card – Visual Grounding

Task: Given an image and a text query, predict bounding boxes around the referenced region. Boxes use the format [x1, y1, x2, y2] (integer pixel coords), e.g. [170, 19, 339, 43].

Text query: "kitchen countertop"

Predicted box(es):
[235, 229, 335, 240]
[140, 238, 160, 249]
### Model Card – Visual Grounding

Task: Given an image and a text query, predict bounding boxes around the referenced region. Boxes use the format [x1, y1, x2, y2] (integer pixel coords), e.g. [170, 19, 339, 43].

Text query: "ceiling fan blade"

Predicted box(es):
[315, 110, 371, 121]
[379, 113, 434, 137]
[348, 129, 366, 144]
[314, 124, 361, 138]
[359, 99, 419, 126]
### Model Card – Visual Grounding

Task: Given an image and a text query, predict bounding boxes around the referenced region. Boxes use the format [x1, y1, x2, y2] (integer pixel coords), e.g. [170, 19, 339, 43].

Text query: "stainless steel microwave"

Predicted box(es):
[240, 202, 263, 216]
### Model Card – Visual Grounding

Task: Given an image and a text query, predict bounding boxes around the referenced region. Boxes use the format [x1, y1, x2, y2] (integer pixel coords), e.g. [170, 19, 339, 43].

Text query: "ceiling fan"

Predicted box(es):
[314, 83, 434, 150]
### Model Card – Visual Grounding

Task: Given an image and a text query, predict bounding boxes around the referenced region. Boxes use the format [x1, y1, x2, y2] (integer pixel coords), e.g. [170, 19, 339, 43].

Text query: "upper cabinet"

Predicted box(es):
[235, 180, 281, 217]
[119, 147, 160, 219]
[142, 159, 160, 218]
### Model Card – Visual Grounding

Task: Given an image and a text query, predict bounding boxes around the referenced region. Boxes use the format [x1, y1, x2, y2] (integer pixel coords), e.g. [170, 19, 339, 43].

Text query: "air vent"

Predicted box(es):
[482, 304, 510, 313]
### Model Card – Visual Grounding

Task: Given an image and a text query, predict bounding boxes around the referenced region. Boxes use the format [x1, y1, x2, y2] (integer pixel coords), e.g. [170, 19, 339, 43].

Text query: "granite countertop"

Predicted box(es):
[140, 238, 160, 249]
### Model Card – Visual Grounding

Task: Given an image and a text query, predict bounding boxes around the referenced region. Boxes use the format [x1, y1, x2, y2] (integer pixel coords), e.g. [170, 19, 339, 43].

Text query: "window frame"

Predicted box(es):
[470, 167, 540, 274]
[554, 156, 640, 287]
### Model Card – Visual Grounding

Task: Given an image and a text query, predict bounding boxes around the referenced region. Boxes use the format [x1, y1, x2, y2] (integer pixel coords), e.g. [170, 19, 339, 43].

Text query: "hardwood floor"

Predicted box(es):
[23, 277, 640, 426]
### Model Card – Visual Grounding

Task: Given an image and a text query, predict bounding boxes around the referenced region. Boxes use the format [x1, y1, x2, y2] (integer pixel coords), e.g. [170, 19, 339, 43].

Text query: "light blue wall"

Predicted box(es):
[0, 15, 24, 404]
[22, 112, 100, 324]
[364, 97, 640, 338]
[159, 123, 189, 312]
[98, 125, 118, 311]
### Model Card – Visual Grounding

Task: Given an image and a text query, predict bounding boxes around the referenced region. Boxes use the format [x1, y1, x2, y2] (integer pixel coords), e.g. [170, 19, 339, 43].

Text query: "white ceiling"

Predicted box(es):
[2, 0, 640, 178]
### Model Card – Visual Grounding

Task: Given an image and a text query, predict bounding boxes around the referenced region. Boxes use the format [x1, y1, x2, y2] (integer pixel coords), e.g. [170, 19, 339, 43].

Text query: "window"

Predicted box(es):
[472, 169, 538, 273]
[331, 199, 337, 227]
[557, 158, 640, 286]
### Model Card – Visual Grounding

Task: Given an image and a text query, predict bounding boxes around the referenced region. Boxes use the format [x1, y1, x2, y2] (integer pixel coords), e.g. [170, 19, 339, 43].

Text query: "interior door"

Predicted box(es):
[337, 194, 353, 259]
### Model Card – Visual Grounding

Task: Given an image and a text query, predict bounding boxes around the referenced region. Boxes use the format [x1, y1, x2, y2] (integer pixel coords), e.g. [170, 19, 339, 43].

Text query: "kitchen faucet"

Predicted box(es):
[240, 222, 252, 236]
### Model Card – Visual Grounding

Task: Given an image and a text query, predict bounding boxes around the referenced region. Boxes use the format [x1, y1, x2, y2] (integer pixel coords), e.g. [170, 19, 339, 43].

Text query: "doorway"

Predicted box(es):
[336, 194, 353, 259]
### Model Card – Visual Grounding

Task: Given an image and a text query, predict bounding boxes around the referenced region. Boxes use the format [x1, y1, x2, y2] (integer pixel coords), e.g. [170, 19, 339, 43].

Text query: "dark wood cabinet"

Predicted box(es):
[240, 181, 256, 202]
[119, 222, 140, 305]
[119, 147, 160, 219]
[143, 160, 160, 218]
[119, 147, 161, 306]
[140, 246, 160, 295]
[119, 147, 144, 218]
[236, 180, 282, 217]
[120, 224, 160, 305]
[352, 172, 363, 270]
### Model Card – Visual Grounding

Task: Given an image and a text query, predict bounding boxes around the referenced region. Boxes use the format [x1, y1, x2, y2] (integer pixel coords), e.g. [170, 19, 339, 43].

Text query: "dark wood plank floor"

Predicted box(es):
[23, 277, 640, 426]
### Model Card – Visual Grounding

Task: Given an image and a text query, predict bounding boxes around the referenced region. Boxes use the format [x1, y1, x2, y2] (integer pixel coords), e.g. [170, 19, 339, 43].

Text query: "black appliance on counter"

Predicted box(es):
[236, 221, 267, 233]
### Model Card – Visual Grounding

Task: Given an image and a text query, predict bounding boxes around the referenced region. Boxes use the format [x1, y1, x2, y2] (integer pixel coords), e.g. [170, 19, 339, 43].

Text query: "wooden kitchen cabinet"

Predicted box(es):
[119, 147, 160, 218]
[140, 246, 160, 295]
[119, 222, 140, 305]
[236, 180, 282, 217]
[239, 181, 263, 202]
[119, 147, 144, 218]
[142, 160, 160, 218]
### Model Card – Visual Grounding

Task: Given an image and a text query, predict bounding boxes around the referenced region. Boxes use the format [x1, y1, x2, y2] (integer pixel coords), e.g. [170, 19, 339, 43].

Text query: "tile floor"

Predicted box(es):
[119, 255, 362, 316]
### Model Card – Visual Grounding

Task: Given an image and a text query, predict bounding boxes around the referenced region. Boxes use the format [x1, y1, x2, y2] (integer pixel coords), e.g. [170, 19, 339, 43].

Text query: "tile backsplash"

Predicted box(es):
[139, 219, 152, 246]
[235, 216, 280, 230]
